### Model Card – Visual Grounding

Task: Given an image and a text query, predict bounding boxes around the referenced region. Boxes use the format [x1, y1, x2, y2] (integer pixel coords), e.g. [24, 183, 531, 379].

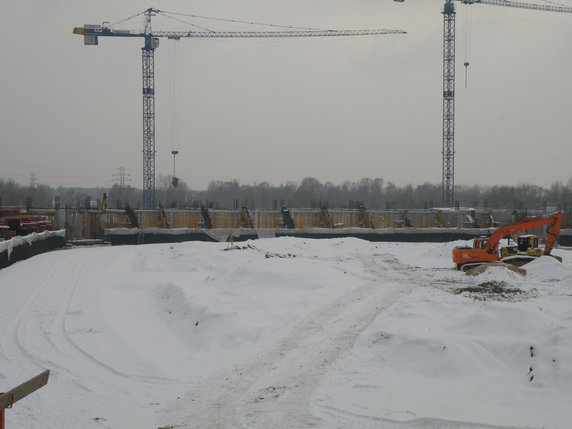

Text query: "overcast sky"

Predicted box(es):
[1, 0, 571, 190]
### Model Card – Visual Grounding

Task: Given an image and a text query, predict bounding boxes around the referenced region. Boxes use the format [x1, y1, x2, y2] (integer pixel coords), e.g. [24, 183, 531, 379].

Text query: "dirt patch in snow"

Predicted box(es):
[454, 280, 535, 302]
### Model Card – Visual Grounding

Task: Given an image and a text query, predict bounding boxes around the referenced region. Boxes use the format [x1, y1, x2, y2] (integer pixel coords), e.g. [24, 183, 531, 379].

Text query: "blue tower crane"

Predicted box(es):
[395, 0, 572, 208]
[74, 8, 405, 209]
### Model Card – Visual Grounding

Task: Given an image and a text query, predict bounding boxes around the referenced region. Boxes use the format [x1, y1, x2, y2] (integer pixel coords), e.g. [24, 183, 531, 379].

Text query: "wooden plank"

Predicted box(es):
[0, 370, 50, 411]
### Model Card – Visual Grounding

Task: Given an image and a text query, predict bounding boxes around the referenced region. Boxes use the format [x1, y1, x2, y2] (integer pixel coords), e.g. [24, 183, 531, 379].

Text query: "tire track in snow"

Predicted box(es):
[1, 246, 182, 428]
[1, 252, 78, 367]
[316, 405, 537, 429]
[4, 248, 158, 385]
[6, 250, 120, 384]
[53, 248, 148, 381]
[161, 253, 420, 429]
[43, 248, 167, 383]
[17, 252, 91, 372]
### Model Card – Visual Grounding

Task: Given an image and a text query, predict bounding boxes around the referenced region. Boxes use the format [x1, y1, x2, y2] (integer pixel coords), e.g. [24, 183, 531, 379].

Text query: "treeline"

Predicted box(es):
[1, 176, 572, 211]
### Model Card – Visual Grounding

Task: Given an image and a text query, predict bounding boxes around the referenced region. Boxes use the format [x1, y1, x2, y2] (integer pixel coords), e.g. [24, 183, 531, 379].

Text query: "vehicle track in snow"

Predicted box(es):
[0, 247, 181, 428]
[0, 252, 81, 369]
[1, 248, 157, 385]
[161, 253, 422, 429]
[315, 405, 536, 429]
[161, 252, 536, 429]
[50, 248, 153, 382]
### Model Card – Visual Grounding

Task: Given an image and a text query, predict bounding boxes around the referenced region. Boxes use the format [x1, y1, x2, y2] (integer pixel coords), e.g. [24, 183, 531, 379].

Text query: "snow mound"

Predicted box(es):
[525, 255, 572, 283]
[465, 263, 527, 284]
[465, 262, 526, 277]
[314, 287, 572, 428]
[150, 282, 229, 348]
[428, 240, 470, 259]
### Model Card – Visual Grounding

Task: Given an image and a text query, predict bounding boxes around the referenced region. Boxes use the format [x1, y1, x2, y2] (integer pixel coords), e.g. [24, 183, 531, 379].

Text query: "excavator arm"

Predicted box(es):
[484, 212, 563, 254]
[543, 212, 562, 255]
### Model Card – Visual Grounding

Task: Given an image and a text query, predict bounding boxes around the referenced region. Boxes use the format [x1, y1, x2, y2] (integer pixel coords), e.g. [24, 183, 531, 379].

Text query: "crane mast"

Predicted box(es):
[74, 8, 405, 209]
[442, 0, 456, 208]
[142, 10, 157, 209]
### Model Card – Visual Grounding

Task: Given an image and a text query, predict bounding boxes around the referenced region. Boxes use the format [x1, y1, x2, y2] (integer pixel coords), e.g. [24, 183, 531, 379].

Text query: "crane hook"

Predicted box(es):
[464, 62, 470, 89]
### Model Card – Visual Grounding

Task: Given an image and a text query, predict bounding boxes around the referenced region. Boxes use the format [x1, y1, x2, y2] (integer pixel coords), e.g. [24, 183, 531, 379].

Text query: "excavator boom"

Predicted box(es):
[485, 212, 562, 254]
[544, 212, 562, 255]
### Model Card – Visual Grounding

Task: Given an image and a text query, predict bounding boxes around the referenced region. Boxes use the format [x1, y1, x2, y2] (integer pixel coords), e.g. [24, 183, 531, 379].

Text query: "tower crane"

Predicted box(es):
[74, 8, 406, 209]
[395, 0, 572, 208]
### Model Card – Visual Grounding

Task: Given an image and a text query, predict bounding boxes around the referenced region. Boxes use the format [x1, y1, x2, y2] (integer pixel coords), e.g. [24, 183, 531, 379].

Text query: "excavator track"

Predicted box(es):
[459, 254, 563, 272]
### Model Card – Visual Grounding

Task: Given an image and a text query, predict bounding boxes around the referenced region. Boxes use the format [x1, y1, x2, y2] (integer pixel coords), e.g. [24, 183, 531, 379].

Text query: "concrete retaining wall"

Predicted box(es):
[0, 230, 66, 270]
[105, 227, 494, 245]
[106, 227, 572, 246]
[104, 228, 258, 246]
[273, 228, 490, 242]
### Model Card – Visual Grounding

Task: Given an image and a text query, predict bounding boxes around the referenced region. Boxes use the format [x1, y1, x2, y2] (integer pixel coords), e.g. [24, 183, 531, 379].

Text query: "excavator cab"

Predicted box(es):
[474, 237, 489, 249]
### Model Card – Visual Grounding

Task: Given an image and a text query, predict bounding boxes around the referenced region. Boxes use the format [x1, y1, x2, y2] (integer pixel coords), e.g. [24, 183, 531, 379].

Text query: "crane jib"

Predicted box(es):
[74, 27, 406, 40]
[460, 0, 572, 14]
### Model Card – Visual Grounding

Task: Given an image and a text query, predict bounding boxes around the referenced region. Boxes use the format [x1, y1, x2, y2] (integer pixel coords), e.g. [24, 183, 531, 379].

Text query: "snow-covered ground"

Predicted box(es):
[0, 238, 571, 429]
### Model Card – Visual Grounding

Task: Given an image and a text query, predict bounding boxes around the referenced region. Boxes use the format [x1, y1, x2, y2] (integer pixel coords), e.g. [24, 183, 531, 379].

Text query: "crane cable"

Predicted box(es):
[160, 10, 334, 32]
[539, 0, 572, 7]
[108, 11, 146, 28]
[463, 4, 472, 89]
[103, 9, 342, 33]
[158, 12, 217, 33]
[168, 39, 181, 183]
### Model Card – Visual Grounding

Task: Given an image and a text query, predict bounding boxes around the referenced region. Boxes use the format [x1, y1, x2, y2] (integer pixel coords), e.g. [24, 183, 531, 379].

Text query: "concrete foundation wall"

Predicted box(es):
[105, 227, 492, 246]
[0, 230, 66, 270]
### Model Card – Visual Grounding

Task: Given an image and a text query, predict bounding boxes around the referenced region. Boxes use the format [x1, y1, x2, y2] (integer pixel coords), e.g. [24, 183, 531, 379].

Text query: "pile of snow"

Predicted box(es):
[465, 262, 527, 277]
[0, 238, 571, 428]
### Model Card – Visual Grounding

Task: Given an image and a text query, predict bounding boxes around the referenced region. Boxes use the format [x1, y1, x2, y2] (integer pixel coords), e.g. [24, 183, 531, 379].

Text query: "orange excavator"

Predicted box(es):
[452, 212, 562, 271]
